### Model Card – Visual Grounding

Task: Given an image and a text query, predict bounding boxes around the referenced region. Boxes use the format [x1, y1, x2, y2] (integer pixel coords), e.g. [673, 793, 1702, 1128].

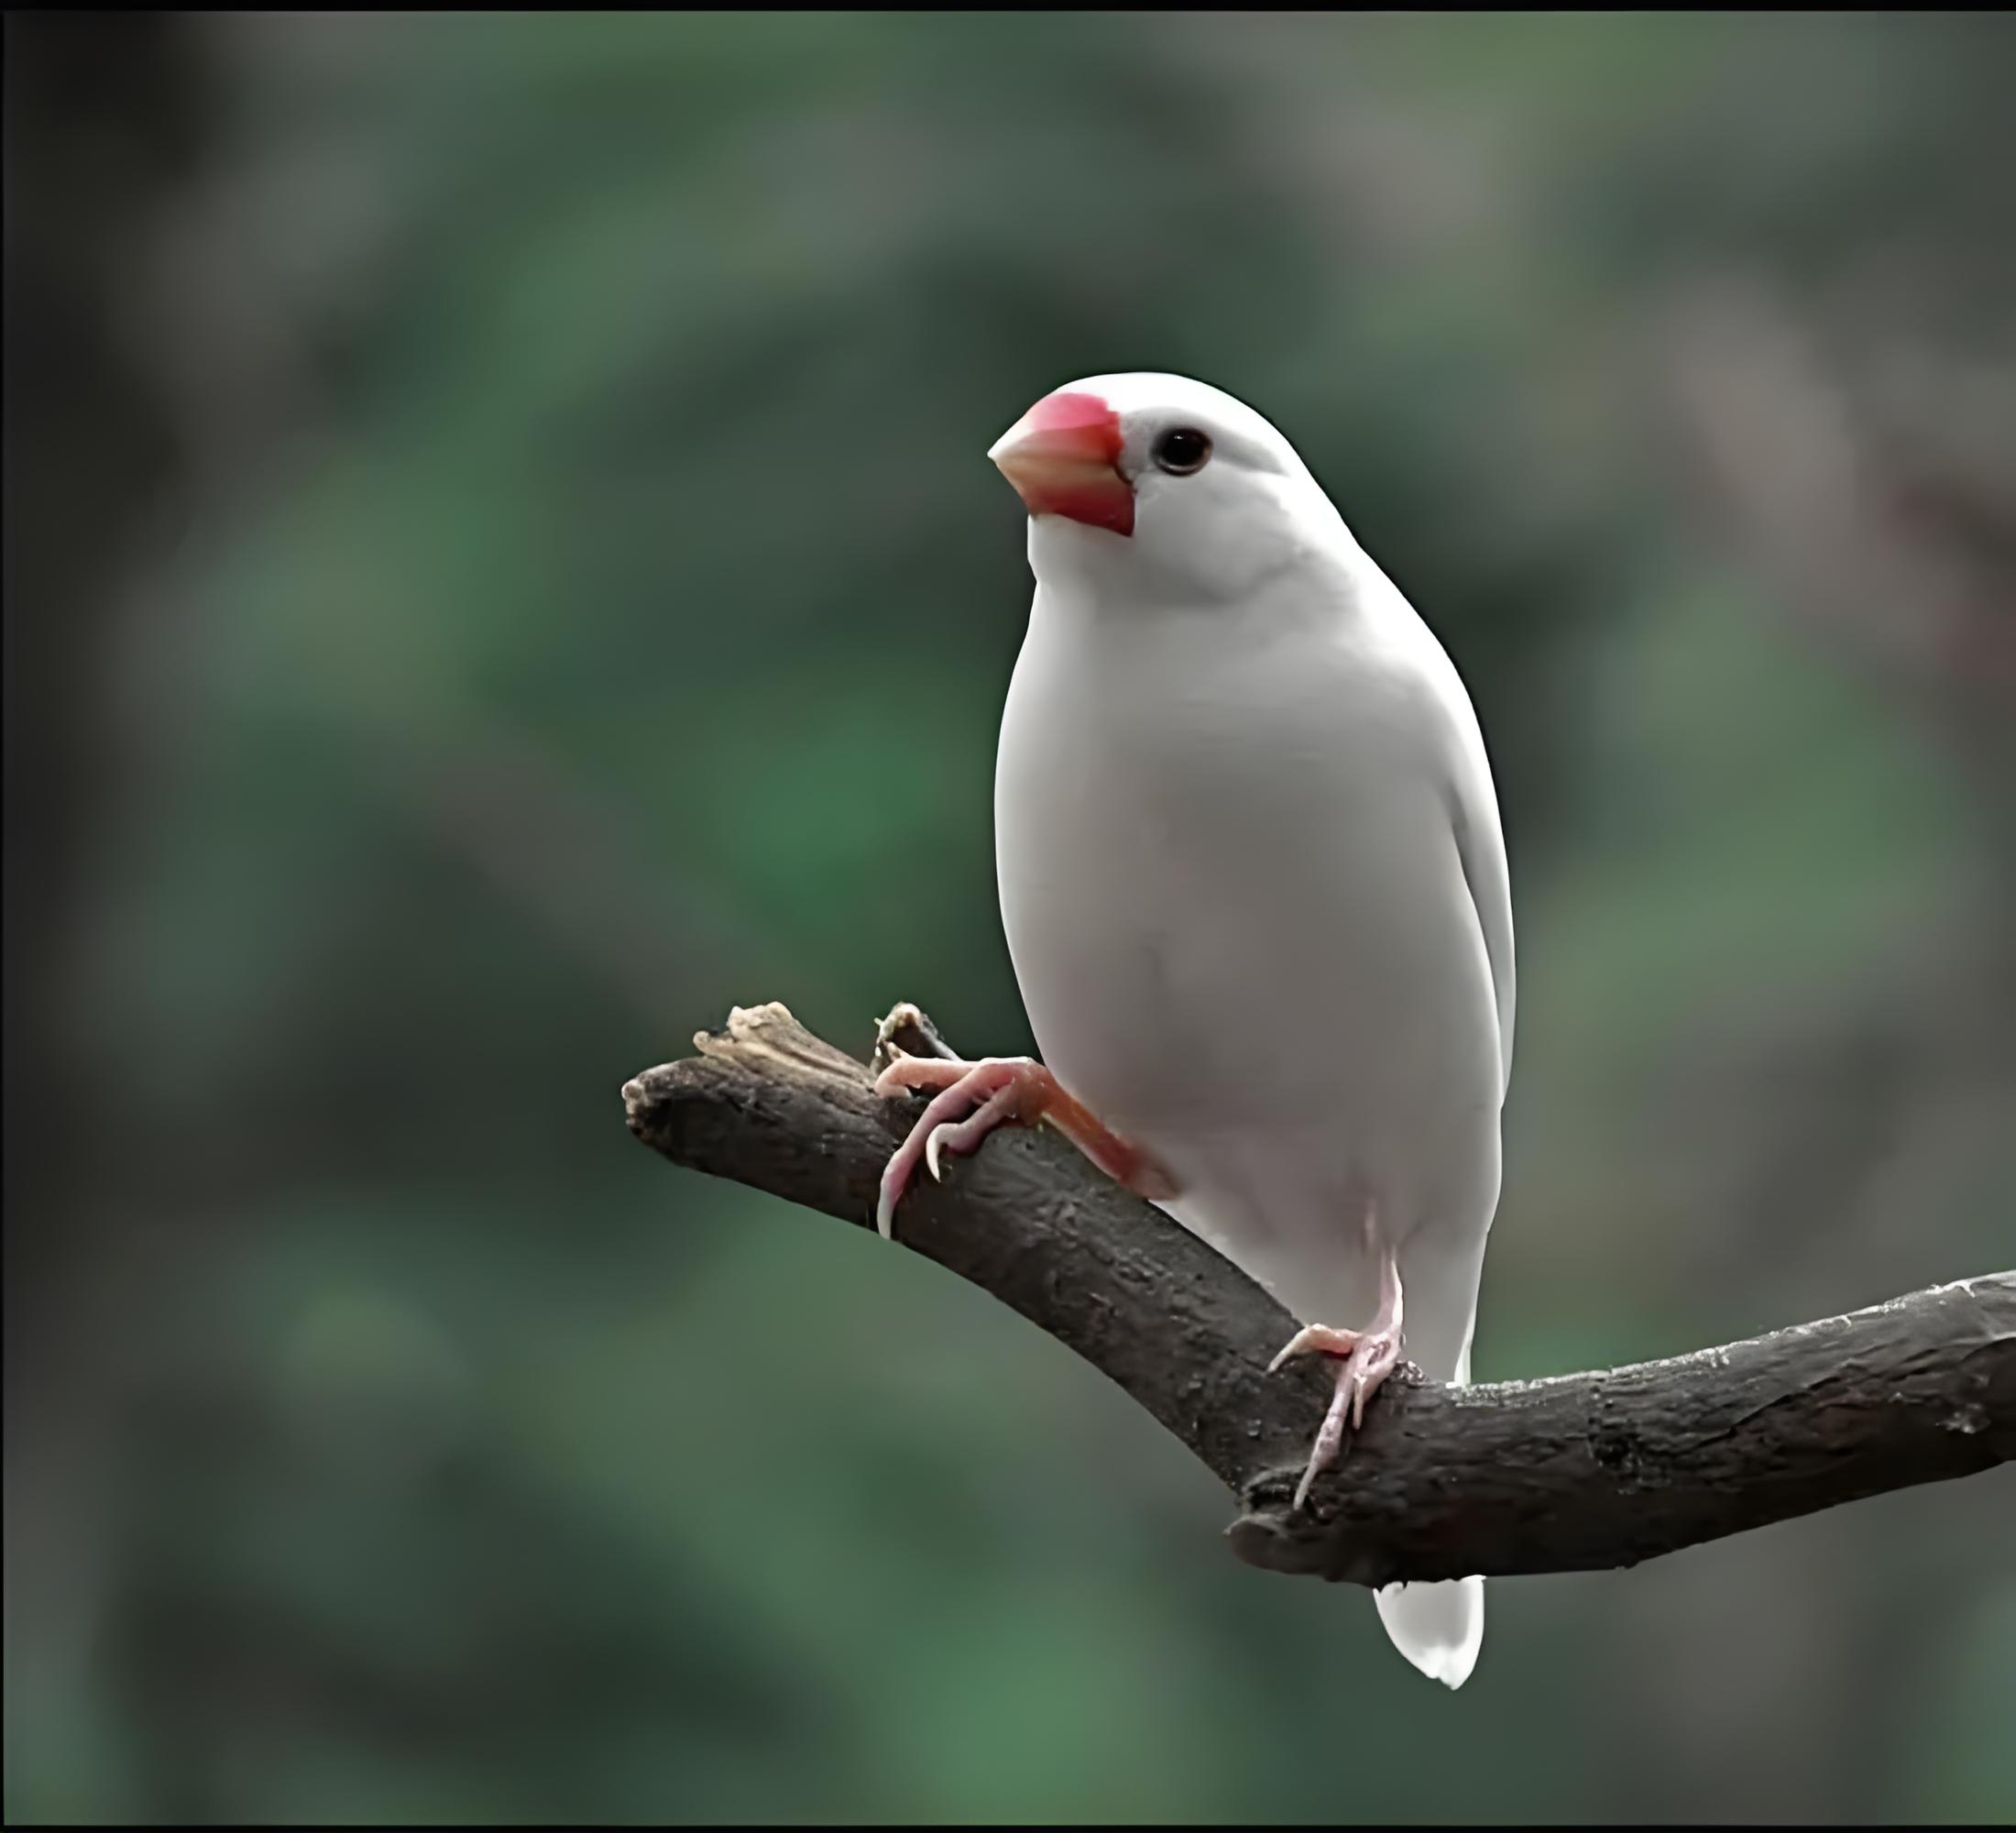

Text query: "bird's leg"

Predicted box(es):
[872, 1052, 1178, 1240]
[1267, 1235, 1406, 1510]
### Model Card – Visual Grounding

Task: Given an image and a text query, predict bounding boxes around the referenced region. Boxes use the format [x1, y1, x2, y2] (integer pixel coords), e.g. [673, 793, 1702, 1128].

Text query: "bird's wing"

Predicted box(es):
[1371, 572, 1516, 1103]
[1441, 700, 1516, 1103]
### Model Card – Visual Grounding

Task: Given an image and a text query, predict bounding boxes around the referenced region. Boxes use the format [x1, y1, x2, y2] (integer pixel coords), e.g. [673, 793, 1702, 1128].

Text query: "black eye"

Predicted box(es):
[1152, 427, 1212, 476]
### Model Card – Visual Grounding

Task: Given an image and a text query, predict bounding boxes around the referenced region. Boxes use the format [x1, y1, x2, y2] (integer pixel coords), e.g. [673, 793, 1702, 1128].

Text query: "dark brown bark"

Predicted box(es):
[622, 1001, 2014, 1588]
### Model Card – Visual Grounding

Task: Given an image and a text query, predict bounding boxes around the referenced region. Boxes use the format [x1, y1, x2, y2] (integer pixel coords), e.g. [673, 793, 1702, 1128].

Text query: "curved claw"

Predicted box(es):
[875, 1058, 1038, 1239]
[1265, 1323, 1363, 1375]
[1294, 1396, 1353, 1511]
[926, 1081, 1024, 1182]
[875, 1162, 906, 1241]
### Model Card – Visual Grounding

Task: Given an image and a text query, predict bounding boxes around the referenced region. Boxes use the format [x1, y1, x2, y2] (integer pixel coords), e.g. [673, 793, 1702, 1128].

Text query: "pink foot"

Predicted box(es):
[872, 1052, 1178, 1240]
[1268, 1245, 1405, 1510]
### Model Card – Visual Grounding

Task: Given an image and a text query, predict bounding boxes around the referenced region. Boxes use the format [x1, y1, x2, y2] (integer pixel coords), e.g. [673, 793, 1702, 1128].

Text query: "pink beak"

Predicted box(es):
[989, 390, 1134, 537]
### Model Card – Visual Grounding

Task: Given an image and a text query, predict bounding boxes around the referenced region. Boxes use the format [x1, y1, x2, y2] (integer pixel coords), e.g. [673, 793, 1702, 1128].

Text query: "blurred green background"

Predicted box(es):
[5, 11, 2014, 1823]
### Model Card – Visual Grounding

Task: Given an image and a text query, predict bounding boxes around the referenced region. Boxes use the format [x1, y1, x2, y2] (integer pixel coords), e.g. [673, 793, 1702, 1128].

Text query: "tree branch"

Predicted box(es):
[621, 1001, 2015, 1588]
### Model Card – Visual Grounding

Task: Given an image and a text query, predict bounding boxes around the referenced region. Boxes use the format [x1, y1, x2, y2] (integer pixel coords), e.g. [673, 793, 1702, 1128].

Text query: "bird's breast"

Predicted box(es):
[994, 593, 1501, 1252]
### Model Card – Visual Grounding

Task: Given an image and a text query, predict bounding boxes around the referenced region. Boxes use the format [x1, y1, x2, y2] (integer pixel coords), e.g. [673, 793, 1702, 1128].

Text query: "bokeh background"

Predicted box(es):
[6, 11, 2014, 1823]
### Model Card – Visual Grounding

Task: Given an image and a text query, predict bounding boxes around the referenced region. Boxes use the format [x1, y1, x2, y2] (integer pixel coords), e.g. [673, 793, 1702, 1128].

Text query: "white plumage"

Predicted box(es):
[883, 373, 1514, 1687]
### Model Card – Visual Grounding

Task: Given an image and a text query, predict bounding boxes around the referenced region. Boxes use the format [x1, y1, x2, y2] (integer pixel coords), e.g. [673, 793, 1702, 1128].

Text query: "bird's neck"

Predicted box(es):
[1027, 517, 1377, 643]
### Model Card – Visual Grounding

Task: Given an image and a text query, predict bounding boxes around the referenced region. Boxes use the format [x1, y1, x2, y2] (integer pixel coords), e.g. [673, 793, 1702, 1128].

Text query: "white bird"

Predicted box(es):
[875, 373, 1515, 1688]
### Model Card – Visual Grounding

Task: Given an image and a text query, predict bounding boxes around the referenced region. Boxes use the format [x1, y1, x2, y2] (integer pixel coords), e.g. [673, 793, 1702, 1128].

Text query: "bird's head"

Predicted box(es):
[988, 372, 1341, 604]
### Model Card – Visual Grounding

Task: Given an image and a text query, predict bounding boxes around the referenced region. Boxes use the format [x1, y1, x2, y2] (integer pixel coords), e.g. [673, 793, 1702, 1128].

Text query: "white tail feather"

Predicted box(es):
[1375, 1575, 1485, 1688]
